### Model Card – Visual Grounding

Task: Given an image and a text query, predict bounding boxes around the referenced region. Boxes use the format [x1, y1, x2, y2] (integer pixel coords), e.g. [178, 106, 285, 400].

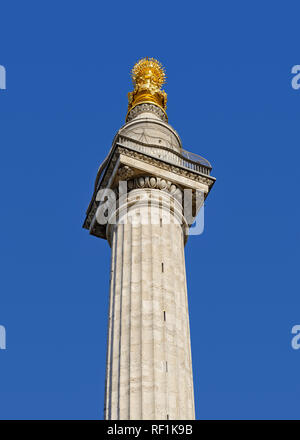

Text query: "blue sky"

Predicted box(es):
[0, 1, 300, 420]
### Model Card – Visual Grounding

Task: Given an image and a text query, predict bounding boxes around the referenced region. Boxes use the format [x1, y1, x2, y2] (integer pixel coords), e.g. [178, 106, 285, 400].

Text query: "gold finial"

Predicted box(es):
[127, 57, 167, 115]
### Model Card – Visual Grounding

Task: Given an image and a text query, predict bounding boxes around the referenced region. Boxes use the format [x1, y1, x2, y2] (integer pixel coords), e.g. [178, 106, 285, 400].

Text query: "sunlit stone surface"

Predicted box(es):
[83, 58, 215, 420]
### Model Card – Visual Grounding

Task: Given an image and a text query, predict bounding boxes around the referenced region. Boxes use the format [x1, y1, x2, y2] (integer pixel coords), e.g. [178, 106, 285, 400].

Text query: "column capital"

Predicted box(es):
[83, 140, 215, 241]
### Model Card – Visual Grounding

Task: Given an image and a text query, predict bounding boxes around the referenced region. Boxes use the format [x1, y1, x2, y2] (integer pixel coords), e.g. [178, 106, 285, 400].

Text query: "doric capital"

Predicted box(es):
[115, 173, 183, 203]
[83, 138, 215, 241]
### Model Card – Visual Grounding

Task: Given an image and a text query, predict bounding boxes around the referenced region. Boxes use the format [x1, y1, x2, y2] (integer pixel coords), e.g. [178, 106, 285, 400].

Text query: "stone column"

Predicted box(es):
[104, 179, 195, 420]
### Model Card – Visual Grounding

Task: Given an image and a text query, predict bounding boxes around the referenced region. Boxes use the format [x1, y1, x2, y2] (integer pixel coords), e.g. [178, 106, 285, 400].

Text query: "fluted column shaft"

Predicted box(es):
[104, 187, 195, 420]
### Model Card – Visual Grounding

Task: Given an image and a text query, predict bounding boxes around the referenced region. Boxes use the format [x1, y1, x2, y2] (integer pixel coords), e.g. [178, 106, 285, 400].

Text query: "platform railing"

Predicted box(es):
[117, 134, 211, 175]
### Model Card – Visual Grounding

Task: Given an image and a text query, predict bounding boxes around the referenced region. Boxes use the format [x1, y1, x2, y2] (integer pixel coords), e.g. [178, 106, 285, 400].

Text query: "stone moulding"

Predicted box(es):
[126, 103, 168, 123]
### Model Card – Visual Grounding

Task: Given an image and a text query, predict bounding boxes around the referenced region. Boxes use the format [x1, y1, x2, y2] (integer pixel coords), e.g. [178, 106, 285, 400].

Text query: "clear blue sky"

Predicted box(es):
[0, 1, 300, 420]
